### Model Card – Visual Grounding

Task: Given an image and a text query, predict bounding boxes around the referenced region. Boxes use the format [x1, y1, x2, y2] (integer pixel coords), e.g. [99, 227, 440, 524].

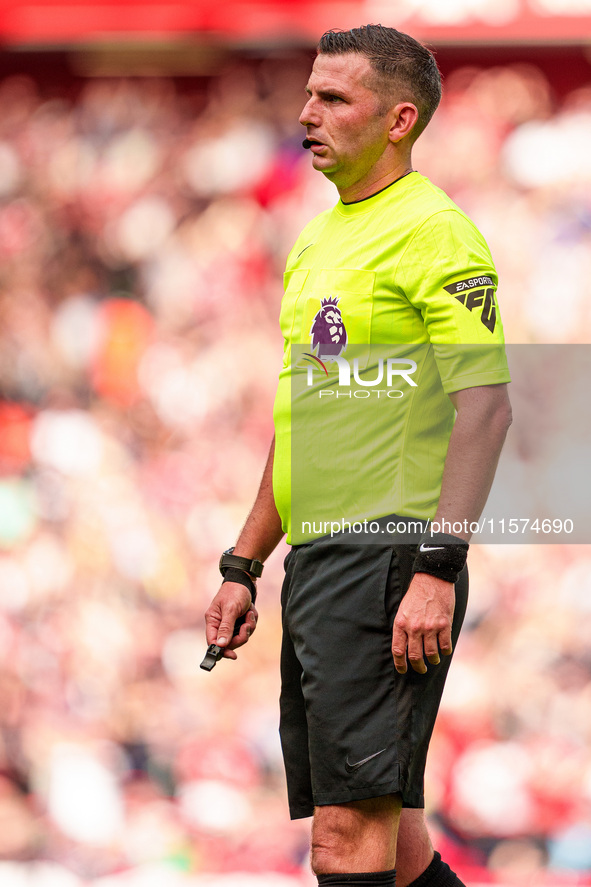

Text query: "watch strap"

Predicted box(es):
[219, 549, 264, 579]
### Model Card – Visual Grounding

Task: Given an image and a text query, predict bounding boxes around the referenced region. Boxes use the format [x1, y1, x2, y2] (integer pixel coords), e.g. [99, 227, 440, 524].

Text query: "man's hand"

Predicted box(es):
[205, 582, 258, 661]
[391, 573, 455, 675]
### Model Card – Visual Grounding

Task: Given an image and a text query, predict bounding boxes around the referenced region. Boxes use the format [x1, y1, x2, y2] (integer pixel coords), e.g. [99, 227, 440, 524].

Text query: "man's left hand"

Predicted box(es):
[391, 573, 455, 674]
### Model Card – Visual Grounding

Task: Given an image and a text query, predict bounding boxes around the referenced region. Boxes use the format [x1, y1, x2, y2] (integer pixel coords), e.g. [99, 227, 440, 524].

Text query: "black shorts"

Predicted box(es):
[279, 541, 468, 820]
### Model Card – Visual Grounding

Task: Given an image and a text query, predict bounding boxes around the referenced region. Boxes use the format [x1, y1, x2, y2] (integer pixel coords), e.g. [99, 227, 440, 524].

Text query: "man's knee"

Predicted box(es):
[311, 795, 402, 875]
[311, 824, 346, 875]
[395, 808, 433, 885]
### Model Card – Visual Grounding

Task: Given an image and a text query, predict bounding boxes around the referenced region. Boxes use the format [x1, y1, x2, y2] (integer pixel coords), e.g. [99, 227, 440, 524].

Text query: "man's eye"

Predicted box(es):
[326, 95, 343, 103]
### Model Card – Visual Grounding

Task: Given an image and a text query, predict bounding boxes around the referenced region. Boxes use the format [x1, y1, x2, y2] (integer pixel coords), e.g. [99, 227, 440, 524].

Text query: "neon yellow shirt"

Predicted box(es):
[273, 172, 510, 544]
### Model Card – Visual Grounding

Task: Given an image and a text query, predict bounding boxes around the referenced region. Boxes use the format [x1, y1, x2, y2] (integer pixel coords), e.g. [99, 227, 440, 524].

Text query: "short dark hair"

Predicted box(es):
[318, 24, 442, 140]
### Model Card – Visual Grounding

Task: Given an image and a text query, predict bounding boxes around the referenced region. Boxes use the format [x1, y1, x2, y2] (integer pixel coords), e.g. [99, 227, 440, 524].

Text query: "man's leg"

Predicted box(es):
[395, 809, 433, 887]
[396, 809, 465, 887]
[311, 795, 400, 884]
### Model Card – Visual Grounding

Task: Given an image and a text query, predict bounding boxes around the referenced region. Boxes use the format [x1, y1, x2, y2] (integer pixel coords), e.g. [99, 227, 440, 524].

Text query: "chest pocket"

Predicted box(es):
[302, 268, 376, 368]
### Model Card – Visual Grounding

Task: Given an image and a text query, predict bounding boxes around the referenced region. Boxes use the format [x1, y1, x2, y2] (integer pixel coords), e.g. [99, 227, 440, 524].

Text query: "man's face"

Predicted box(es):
[299, 53, 393, 191]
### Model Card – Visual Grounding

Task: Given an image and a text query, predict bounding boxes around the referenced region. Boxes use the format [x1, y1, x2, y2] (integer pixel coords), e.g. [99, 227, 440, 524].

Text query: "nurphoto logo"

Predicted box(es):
[296, 353, 418, 399]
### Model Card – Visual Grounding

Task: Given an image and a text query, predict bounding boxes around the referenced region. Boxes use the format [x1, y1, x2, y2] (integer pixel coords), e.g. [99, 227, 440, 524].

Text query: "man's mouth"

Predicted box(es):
[303, 137, 326, 151]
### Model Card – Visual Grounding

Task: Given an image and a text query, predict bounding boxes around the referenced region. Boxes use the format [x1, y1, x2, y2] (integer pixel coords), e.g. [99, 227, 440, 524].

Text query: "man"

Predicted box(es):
[205, 25, 512, 887]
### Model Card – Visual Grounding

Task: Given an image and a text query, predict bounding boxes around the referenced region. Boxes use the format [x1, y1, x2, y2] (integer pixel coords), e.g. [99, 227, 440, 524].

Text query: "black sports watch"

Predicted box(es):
[219, 547, 264, 579]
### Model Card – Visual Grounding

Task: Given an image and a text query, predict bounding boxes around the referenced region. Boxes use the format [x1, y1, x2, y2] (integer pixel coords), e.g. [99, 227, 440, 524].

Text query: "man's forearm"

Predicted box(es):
[232, 436, 285, 563]
[393, 383, 512, 674]
[204, 437, 283, 658]
[432, 383, 512, 541]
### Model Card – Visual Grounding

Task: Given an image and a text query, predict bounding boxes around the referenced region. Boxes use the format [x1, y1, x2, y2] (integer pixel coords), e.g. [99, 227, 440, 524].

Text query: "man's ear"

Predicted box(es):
[389, 102, 419, 144]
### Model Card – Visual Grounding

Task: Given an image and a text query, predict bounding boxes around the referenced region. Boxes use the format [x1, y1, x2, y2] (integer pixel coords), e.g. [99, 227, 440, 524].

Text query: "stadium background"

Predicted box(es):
[0, 0, 591, 884]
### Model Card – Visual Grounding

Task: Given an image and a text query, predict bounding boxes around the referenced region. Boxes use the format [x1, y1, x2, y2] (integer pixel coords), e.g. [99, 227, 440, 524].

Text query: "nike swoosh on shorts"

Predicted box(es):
[419, 544, 444, 552]
[345, 748, 387, 773]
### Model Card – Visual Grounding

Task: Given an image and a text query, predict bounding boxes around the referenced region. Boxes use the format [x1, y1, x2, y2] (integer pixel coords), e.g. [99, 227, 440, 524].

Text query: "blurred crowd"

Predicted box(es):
[0, 49, 591, 887]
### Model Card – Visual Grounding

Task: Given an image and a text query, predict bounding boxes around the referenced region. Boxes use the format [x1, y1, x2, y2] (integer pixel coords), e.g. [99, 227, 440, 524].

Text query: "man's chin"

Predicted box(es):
[312, 156, 338, 176]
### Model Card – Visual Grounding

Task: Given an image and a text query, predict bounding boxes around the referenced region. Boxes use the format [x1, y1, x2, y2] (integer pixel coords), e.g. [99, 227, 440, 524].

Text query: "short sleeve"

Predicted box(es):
[396, 209, 511, 392]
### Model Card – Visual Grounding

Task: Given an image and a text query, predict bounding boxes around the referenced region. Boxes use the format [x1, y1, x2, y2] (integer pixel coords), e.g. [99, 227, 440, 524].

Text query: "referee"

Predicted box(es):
[205, 25, 512, 887]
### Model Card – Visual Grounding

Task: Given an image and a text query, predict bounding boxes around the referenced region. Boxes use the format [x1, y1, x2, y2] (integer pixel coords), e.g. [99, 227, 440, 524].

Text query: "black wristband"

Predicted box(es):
[221, 567, 257, 604]
[412, 531, 469, 584]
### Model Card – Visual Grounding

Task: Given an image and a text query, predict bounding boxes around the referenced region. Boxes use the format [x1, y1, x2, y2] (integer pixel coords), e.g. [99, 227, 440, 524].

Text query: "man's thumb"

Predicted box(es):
[216, 610, 239, 646]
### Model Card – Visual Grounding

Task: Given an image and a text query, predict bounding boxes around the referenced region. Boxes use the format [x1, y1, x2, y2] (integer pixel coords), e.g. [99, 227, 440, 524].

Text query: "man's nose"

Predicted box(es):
[299, 96, 320, 128]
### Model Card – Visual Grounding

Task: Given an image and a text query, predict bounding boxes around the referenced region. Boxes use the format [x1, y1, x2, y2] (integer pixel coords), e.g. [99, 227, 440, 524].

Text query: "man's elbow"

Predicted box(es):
[494, 394, 513, 438]
[474, 387, 513, 441]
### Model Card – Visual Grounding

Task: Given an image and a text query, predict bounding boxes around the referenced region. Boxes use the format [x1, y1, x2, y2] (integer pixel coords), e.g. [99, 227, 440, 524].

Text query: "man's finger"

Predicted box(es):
[204, 605, 222, 645]
[391, 624, 409, 674]
[205, 620, 219, 646]
[216, 611, 242, 646]
[438, 626, 453, 657]
[423, 633, 441, 666]
[217, 611, 248, 645]
[406, 635, 427, 675]
[227, 608, 258, 649]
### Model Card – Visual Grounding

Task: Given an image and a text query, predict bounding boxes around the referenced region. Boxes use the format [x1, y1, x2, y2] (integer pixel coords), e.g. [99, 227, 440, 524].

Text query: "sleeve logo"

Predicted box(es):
[443, 276, 497, 333]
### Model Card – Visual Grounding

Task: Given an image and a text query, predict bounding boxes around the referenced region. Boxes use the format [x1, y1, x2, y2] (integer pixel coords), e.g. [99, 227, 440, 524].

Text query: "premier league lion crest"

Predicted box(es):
[309, 297, 348, 360]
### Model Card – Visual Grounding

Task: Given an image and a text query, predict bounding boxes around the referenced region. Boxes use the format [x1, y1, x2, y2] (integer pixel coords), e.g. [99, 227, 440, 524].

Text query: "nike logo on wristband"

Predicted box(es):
[345, 748, 387, 772]
[419, 543, 445, 552]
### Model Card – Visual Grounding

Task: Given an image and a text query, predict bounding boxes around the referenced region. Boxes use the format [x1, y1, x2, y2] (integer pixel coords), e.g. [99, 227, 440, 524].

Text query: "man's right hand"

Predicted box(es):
[204, 582, 258, 660]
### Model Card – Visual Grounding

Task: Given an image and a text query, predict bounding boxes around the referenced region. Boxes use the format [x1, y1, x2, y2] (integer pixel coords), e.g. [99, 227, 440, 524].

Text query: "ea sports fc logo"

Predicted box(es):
[310, 296, 347, 360]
